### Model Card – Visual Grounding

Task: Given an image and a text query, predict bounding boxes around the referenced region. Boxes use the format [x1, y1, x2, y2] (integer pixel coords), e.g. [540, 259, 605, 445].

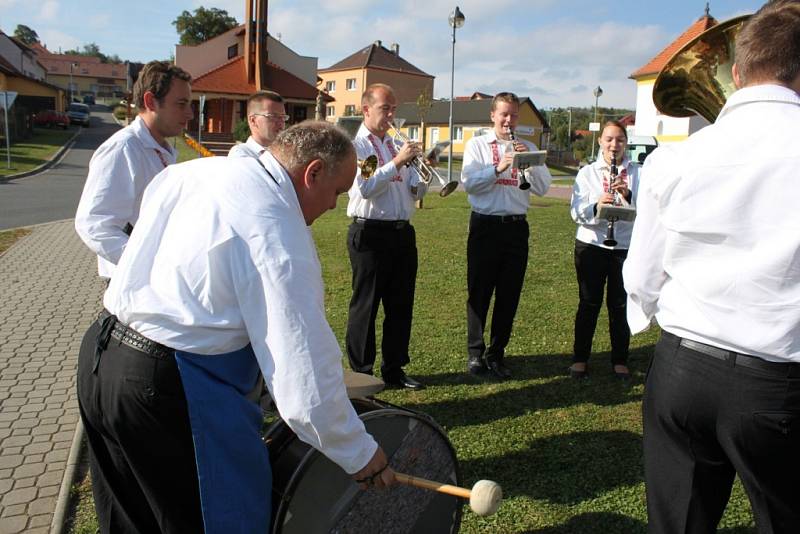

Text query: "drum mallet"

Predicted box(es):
[394, 473, 502, 516]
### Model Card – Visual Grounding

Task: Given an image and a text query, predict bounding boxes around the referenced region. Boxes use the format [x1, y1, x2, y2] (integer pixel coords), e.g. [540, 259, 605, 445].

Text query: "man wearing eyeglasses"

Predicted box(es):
[229, 91, 288, 158]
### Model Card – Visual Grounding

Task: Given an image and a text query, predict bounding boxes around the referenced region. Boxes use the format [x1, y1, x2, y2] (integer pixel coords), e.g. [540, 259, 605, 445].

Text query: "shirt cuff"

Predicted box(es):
[626, 300, 653, 334]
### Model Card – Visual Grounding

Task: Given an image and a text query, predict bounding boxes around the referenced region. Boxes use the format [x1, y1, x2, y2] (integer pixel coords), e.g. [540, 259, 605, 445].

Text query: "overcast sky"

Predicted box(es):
[1, 0, 764, 108]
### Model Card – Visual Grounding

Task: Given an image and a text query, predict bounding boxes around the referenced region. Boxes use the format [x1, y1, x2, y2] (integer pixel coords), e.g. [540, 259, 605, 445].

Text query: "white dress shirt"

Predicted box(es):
[75, 116, 176, 278]
[104, 153, 378, 474]
[228, 136, 265, 158]
[570, 157, 639, 249]
[346, 123, 426, 220]
[461, 130, 551, 215]
[624, 84, 800, 362]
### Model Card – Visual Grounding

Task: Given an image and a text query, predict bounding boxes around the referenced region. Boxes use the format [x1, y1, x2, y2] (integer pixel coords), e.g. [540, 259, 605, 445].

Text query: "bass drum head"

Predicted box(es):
[271, 400, 462, 533]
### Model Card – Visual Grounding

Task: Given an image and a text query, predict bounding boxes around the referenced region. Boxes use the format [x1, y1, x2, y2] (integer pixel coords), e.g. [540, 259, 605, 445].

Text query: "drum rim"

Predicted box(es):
[271, 406, 463, 533]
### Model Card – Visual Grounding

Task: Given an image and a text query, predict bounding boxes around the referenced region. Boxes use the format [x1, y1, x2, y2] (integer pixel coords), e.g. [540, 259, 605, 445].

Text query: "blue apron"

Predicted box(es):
[175, 345, 271, 533]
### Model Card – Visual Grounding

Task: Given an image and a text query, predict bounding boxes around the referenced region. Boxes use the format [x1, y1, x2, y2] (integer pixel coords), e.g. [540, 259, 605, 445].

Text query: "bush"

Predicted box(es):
[232, 119, 249, 143]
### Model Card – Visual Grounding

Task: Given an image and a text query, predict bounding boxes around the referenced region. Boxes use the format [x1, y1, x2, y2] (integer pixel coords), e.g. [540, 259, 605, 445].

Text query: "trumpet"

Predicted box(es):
[507, 127, 530, 191]
[603, 152, 620, 247]
[388, 120, 458, 197]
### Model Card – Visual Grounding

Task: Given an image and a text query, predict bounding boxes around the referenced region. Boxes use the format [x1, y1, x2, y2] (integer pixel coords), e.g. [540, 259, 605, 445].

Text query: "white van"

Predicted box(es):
[627, 135, 658, 164]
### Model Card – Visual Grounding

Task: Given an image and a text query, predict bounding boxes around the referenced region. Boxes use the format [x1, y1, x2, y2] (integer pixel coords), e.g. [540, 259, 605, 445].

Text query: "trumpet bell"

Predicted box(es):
[440, 181, 459, 197]
[358, 155, 378, 179]
[653, 15, 750, 123]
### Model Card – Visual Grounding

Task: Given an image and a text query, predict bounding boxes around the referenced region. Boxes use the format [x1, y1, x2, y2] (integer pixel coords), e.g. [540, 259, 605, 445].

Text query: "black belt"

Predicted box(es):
[472, 212, 526, 224]
[664, 331, 799, 375]
[98, 310, 174, 360]
[353, 217, 409, 229]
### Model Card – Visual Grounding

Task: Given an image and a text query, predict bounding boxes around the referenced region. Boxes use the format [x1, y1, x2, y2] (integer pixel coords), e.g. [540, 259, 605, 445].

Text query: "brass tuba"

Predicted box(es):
[652, 15, 750, 123]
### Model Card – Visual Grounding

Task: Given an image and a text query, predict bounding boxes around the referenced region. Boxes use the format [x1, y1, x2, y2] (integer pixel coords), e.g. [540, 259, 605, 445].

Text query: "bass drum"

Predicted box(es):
[265, 398, 462, 533]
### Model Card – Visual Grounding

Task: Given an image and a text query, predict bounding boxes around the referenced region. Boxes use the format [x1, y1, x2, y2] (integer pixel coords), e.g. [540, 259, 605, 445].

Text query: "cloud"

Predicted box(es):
[38, 0, 59, 22]
[88, 13, 112, 29]
[38, 28, 81, 53]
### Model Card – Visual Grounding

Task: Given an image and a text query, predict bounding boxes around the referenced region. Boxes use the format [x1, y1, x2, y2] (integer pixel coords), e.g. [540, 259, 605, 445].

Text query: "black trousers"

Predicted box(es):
[644, 331, 800, 534]
[466, 212, 529, 363]
[77, 319, 204, 534]
[345, 221, 417, 379]
[572, 240, 630, 365]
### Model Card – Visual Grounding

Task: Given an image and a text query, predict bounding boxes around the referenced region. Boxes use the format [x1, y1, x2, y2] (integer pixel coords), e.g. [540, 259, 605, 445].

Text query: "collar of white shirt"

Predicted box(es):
[718, 84, 800, 120]
[131, 116, 175, 157]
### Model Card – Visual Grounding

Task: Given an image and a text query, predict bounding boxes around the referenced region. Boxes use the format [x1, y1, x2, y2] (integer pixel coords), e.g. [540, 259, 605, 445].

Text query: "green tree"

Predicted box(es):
[173, 7, 238, 46]
[63, 42, 126, 64]
[13, 24, 39, 45]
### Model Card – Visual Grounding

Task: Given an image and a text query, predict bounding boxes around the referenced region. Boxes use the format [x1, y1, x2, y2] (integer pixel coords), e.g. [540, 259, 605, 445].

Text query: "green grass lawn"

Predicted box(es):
[173, 135, 203, 162]
[66, 193, 756, 533]
[0, 128, 75, 177]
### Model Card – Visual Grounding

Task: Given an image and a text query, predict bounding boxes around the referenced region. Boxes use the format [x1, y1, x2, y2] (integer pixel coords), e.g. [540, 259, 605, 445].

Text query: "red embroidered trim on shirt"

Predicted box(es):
[367, 135, 402, 182]
[490, 140, 518, 185]
[154, 149, 169, 169]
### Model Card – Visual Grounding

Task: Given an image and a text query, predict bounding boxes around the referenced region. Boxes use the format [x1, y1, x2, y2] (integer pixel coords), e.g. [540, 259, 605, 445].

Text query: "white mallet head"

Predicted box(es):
[469, 479, 502, 516]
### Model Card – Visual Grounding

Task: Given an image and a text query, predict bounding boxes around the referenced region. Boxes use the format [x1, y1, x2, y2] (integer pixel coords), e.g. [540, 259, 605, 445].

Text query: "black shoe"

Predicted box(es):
[569, 365, 589, 380]
[613, 365, 631, 381]
[467, 356, 488, 375]
[384, 372, 426, 390]
[487, 361, 512, 380]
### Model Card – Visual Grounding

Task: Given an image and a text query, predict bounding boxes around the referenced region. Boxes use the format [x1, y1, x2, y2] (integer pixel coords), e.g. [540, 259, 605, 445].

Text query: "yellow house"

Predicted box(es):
[394, 95, 550, 157]
[0, 55, 65, 142]
[318, 41, 434, 121]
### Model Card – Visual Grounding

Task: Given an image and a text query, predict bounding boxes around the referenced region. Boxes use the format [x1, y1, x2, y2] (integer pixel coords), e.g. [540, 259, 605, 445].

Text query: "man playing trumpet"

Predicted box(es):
[461, 92, 552, 379]
[345, 83, 427, 390]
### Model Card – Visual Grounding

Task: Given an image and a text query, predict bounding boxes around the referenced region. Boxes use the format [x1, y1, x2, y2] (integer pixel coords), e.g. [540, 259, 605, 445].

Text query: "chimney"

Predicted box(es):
[374, 40, 382, 48]
[391, 43, 399, 56]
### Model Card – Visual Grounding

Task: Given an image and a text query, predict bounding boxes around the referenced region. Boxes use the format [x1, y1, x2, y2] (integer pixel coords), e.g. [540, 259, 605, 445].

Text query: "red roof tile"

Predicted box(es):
[630, 15, 717, 79]
[191, 56, 331, 102]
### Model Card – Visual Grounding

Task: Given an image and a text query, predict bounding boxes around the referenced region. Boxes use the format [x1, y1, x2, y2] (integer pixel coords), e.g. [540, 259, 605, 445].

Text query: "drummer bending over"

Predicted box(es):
[76, 121, 394, 533]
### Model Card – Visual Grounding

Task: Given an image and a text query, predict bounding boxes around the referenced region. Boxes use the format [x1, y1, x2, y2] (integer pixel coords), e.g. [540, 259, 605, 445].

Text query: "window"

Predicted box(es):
[346, 78, 357, 91]
[454, 126, 463, 141]
[407, 126, 419, 141]
[326, 105, 335, 118]
[344, 105, 356, 116]
[228, 44, 238, 59]
[325, 80, 336, 92]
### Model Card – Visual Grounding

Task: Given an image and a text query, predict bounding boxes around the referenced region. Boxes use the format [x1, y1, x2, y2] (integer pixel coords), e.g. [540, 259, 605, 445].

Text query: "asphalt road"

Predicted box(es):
[0, 106, 120, 230]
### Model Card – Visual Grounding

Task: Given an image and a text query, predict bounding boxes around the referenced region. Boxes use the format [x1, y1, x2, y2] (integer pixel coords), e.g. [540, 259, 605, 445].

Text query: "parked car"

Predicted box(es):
[33, 110, 69, 129]
[82, 94, 96, 105]
[627, 135, 658, 164]
[67, 103, 91, 127]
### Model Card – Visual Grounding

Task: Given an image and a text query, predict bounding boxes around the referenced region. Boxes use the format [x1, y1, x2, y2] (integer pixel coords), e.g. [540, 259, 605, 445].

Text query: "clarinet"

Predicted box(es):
[603, 152, 619, 247]
[508, 128, 531, 191]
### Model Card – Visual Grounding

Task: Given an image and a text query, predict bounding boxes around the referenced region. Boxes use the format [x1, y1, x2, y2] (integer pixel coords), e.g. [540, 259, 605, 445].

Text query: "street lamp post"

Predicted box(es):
[69, 62, 78, 104]
[447, 6, 465, 185]
[590, 85, 603, 161]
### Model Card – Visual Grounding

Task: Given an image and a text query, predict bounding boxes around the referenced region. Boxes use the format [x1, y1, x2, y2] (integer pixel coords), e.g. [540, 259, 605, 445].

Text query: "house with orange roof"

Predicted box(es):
[33, 43, 127, 101]
[630, 6, 717, 143]
[317, 41, 434, 121]
[175, 0, 330, 135]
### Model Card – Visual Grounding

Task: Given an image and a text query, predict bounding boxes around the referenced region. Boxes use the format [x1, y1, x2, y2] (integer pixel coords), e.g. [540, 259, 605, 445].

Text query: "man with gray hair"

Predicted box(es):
[77, 121, 394, 533]
[229, 90, 288, 157]
[624, 1, 800, 531]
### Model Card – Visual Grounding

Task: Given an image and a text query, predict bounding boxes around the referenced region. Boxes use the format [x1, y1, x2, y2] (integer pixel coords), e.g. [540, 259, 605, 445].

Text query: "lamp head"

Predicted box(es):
[449, 6, 465, 29]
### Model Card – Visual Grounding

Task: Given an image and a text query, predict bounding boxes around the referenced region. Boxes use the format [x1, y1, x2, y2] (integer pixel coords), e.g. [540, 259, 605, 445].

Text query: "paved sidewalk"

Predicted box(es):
[0, 221, 103, 533]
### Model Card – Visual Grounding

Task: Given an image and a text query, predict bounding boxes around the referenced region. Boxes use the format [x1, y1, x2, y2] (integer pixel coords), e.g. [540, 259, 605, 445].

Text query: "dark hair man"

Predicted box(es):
[624, 2, 800, 531]
[76, 60, 193, 279]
